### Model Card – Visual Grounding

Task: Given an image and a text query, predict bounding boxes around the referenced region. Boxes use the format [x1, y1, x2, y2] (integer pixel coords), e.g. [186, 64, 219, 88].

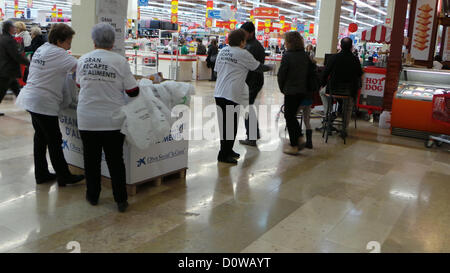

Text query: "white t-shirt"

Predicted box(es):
[76, 49, 138, 131]
[214, 46, 260, 105]
[16, 43, 78, 116]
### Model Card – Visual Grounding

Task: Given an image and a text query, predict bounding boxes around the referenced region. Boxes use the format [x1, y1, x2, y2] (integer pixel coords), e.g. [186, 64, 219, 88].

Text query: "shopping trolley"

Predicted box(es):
[425, 93, 450, 149]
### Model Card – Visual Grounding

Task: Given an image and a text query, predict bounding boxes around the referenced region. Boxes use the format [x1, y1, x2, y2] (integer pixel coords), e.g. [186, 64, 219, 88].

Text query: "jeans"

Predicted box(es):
[29, 112, 72, 180]
[79, 130, 127, 204]
[215, 97, 239, 158]
[244, 88, 261, 140]
[284, 94, 306, 146]
[0, 78, 20, 104]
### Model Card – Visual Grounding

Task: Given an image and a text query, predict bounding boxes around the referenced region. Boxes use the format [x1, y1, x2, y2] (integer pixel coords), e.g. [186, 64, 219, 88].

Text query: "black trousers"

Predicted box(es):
[244, 87, 261, 140]
[0, 78, 20, 104]
[210, 63, 217, 80]
[29, 112, 71, 180]
[215, 97, 239, 158]
[284, 94, 305, 146]
[80, 130, 127, 203]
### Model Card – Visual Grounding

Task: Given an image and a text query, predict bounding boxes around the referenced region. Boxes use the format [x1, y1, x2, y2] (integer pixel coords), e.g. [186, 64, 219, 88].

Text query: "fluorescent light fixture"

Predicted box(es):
[280, 0, 313, 10]
[340, 15, 374, 27]
[341, 6, 383, 23]
[353, 0, 387, 16]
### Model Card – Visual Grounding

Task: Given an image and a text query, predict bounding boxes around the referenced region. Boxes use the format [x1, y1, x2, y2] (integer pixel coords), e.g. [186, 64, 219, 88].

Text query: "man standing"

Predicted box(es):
[321, 37, 363, 130]
[196, 38, 207, 55]
[0, 20, 30, 116]
[239, 22, 266, 146]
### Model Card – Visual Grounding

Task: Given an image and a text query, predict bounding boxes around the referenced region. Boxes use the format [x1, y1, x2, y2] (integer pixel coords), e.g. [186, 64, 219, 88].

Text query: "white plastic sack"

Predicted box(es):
[113, 90, 171, 150]
[161, 81, 195, 106]
[60, 73, 79, 110]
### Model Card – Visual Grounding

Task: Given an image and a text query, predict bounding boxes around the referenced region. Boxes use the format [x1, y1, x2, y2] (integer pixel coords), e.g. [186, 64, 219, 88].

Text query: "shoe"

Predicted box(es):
[239, 139, 257, 147]
[298, 136, 306, 151]
[305, 129, 313, 149]
[86, 194, 98, 206]
[0, 113, 4, 117]
[283, 144, 299, 155]
[36, 173, 57, 184]
[117, 201, 129, 213]
[58, 174, 85, 187]
[218, 155, 238, 164]
[230, 150, 240, 159]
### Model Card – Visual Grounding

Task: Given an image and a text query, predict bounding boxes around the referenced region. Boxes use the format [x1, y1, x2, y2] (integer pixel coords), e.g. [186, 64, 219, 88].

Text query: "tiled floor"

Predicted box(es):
[0, 76, 449, 253]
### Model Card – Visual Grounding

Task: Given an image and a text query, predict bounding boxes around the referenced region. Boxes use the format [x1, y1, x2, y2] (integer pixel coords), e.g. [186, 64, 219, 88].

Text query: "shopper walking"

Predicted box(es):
[0, 20, 30, 117]
[239, 22, 266, 147]
[214, 29, 270, 164]
[321, 37, 363, 130]
[15, 23, 84, 186]
[277, 32, 316, 155]
[206, 39, 218, 81]
[76, 23, 140, 213]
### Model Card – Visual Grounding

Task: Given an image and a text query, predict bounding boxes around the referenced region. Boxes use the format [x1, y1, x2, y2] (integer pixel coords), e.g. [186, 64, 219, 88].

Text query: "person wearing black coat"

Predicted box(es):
[25, 27, 47, 59]
[277, 31, 314, 155]
[239, 21, 267, 146]
[0, 20, 30, 116]
[321, 37, 363, 128]
[206, 39, 218, 81]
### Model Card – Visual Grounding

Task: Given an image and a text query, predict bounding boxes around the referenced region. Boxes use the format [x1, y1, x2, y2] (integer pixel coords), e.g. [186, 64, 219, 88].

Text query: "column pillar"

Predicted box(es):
[315, 0, 341, 61]
[71, 0, 129, 57]
[383, 0, 408, 111]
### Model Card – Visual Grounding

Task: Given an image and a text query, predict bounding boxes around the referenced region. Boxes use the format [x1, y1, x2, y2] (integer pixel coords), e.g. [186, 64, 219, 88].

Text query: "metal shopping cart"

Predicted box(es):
[425, 93, 450, 149]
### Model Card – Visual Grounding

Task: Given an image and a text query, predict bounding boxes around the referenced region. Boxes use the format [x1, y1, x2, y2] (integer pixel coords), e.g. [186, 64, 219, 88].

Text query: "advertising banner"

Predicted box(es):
[410, 0, 438, 61]
[96, 0, 128, 56]
[361, 72, 386, 98]
[252, 7, 279, 19]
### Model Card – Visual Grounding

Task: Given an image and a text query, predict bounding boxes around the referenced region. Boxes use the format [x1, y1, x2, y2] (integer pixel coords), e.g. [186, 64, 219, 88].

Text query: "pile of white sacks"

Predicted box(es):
[113, 79, 195, 149]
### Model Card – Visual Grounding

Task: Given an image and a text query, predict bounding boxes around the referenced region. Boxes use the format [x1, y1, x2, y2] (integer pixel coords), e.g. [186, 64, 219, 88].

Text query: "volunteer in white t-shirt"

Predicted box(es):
[214, 29, 270, 164]
[76, 23, 139, 213]
[15, 23, 84, 187]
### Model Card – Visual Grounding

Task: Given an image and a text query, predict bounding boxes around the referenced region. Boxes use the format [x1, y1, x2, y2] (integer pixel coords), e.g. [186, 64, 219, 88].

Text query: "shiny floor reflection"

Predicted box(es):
[0, 76, 449, 253]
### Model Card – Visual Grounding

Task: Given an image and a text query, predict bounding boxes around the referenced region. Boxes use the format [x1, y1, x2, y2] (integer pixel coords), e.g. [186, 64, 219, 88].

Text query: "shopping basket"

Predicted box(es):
[425, 93, 450, 148]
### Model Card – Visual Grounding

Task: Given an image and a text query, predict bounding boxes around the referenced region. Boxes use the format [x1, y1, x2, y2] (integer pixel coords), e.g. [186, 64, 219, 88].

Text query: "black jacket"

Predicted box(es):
[0, 33, 30, 78]
[277, 49, 311, 96]
[24, 34, 47, 58]
[206, 44, 218, 67]
[321, 51, 363, 98]
[196, 43, 207, 55]
[245, 37, 266, 92]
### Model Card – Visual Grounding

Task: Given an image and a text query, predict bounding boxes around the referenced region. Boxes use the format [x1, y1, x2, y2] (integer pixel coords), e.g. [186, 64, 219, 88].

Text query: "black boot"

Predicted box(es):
[305, 129, 313, 149]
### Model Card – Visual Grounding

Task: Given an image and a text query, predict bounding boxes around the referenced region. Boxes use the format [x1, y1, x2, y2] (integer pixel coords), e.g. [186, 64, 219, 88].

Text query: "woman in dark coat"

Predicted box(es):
[206, 39, 218, 81]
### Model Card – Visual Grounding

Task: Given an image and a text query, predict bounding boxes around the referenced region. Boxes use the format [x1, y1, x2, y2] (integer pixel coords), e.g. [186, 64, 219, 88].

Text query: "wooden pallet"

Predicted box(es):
[126, 168, 187, 196]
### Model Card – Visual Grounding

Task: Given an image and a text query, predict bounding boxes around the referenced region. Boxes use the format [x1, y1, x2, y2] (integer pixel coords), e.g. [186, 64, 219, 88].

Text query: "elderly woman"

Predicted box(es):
[76, 23, 139, 213]
[24, 27, 47, 58]
[16, 23, 85, 186]
[15, 21, 31, 47]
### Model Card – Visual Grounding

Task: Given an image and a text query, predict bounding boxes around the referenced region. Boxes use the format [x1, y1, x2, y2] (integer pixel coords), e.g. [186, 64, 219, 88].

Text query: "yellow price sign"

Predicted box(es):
[171, 5, 178, 14]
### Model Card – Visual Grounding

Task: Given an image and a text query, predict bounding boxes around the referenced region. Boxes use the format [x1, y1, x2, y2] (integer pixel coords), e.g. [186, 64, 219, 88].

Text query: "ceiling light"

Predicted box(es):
[353, 0, 387, 16]
[280, 0, 313, 10]
[341, 6, 383, 23]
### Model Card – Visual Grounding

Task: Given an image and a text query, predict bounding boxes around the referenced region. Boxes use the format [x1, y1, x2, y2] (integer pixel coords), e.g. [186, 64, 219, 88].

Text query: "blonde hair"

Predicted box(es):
[284, 31, 305, 51]
[30, 27, 42, 37]
[14, 21, 27, 32]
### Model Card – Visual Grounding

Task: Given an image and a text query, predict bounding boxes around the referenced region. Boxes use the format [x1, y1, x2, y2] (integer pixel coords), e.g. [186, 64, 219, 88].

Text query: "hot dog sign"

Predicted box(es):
[362, 73, 386, 97]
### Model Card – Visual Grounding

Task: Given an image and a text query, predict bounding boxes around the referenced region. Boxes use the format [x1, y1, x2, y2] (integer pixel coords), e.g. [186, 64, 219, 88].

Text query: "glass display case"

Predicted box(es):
[396, 84, 449, 101]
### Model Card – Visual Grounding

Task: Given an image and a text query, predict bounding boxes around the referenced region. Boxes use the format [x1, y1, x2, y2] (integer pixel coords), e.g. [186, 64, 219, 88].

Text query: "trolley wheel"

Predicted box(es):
[425, 139, 434, 148]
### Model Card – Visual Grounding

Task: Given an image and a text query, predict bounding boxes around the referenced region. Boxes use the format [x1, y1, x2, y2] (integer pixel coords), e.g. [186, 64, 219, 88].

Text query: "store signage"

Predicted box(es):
[208, 10, 221, 19]
[96, 0, 128, 56]
[362, 73, 386, 97]
[206, 0, 213, 27]
[252, 7, 279, 19]
[0, 0, 5, 21]
[138, 0, 148, 6]
[410, 0, 438, 61]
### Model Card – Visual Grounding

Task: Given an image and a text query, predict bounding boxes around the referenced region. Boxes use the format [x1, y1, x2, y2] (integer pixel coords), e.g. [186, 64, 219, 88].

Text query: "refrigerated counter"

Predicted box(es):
[391, 68, 450, 139]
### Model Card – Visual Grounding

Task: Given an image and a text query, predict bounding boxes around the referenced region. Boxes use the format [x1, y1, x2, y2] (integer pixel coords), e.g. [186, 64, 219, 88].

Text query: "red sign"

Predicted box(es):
[252, 7, 279, 19]
[349, 23, 358, 33]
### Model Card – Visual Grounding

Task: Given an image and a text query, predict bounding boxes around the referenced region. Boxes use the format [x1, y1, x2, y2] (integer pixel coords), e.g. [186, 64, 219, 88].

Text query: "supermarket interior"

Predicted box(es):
[0, 0, 449, 254]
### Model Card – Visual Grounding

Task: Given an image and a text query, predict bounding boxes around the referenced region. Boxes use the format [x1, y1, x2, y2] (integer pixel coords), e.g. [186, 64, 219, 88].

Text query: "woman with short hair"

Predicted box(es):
[76, 23, 140, 213]
[16, 23, 85, 186]
[25, 27, 47, 57]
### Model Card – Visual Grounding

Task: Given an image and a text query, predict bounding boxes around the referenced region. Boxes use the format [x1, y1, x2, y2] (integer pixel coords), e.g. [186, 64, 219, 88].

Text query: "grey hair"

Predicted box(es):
[91, 23, 115, 49]
[30, 27, 42, 37]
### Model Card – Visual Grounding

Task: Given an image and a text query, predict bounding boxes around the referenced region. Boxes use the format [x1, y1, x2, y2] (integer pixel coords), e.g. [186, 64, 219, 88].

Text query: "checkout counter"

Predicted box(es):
[391, 68, 450, 139]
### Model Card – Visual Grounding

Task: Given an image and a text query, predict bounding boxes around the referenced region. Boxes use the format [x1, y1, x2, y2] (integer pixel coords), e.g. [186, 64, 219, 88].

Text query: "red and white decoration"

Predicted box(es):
[361, 25, 392, 44]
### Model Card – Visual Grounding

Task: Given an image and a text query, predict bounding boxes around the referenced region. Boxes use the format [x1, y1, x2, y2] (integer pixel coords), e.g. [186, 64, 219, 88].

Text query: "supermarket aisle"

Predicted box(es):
[0, 76, 449, 253]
